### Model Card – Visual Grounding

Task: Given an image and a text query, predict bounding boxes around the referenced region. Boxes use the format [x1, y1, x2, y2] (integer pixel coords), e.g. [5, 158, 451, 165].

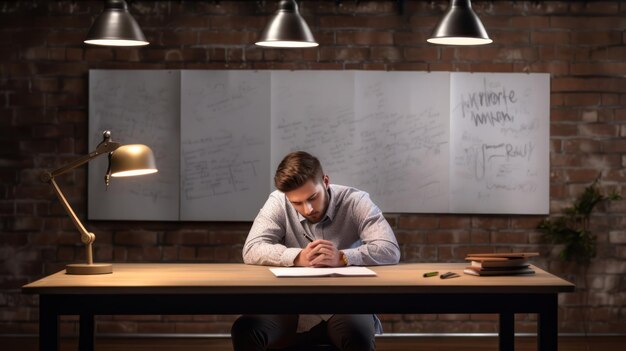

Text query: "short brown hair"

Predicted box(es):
[274, 151, 324, 192]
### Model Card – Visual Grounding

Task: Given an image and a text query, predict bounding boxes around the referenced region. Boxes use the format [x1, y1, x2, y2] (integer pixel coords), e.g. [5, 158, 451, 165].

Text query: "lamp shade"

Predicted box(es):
[110, 144, 158, 177]
[84, 0, 149, 47]
[256, 0, 318, 48]
[427, 0, 492, 45]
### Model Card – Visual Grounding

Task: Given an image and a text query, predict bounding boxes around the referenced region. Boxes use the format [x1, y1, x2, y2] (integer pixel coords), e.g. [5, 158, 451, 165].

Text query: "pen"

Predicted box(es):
[440, 272, 460, 279]
[423, 271, 438, 277]
[303, 233, 314, 242]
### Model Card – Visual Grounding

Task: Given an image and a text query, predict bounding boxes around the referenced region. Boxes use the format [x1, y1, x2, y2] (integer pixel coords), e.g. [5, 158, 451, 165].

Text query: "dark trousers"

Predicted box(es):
[231, 314, 376, 351]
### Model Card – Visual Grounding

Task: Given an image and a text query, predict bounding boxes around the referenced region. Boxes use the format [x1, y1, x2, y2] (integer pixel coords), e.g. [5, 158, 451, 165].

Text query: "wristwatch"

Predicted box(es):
[339, 251, 349, 266]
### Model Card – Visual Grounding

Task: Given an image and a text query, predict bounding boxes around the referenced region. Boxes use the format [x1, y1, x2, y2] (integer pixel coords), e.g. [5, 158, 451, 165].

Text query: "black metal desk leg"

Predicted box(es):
[538, 294, 558, 351]
[79, 313, 95, 351]
[499, 312, 514, 351]
[39, 296, 59, 351]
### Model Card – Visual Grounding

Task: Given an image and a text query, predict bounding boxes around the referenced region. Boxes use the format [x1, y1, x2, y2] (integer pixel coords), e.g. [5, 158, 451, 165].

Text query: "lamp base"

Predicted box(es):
[66, 263, 113, 275]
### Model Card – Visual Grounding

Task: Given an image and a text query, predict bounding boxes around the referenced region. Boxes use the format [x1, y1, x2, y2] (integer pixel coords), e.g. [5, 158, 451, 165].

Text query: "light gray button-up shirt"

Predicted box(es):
[243, 184, 400, 267]
[243, 184, 401, 333]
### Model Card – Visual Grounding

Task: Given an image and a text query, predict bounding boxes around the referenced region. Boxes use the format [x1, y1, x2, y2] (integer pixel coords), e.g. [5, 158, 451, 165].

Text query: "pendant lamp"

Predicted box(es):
[256, 0, 318, 48]
[84, 0, 149, 47]
[427, 0, 492, 45]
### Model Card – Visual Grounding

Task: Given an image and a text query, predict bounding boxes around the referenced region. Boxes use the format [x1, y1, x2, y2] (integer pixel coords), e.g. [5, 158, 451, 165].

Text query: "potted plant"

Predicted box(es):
[538, 178, 621, 265]
[537, 177, 621, 336]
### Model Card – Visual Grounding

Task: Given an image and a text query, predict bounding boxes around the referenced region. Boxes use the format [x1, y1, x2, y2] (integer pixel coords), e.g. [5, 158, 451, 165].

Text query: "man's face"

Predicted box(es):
[285, 176, 329, 224]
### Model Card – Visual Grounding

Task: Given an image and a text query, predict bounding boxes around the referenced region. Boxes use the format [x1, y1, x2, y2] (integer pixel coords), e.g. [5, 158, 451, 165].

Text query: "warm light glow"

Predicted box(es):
[84, 39, 149, 46]
[121, 144, 147, 155]
[111, 169, 158, 177]
[255, 40, 319, 48]
[110, 144, 158, 177]
[427, 37, 493, 45]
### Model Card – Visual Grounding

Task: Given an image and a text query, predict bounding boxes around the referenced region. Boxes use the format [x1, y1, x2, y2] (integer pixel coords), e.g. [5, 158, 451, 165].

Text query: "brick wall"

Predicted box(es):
[1, 0, 625, 336]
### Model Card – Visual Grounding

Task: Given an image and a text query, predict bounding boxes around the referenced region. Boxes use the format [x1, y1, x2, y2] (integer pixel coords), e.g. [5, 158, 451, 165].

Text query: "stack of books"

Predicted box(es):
[463, 252, 539, 276]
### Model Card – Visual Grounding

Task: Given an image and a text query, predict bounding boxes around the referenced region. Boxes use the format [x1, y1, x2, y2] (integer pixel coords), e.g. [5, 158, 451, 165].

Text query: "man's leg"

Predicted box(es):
[326, 314, 376, 351]
[231, 315, 299, 351]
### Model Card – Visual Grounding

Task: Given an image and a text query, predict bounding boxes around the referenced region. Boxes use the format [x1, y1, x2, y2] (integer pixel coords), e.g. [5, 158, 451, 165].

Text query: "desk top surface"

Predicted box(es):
[22, 263, 575, 295]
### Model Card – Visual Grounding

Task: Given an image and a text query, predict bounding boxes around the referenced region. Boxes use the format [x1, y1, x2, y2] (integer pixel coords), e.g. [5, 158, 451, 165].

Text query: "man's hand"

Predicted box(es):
[294, 239, 343, 267]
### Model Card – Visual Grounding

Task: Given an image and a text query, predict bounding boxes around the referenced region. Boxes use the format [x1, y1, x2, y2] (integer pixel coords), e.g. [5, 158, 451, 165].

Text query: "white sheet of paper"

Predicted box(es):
[269, 267, 377, 277]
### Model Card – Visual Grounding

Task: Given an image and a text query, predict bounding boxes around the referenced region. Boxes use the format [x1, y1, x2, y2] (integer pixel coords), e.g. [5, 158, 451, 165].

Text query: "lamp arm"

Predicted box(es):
[39, 131, 121, 267]
[49, 178, 97, 264]
[45, 139, 121, 180]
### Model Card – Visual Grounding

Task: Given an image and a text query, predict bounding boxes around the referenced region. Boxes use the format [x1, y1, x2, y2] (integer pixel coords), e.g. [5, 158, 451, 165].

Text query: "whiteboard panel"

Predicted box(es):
[353, 71, 450, 212]
[271, 71, 356, 184]
[180, 70, 271, 221]
[449, 73, 550, 214]
[88, 70, 180, 220]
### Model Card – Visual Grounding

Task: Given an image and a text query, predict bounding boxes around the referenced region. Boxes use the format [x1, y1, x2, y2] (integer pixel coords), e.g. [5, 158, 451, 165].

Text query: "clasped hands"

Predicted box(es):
[295, 239, 343, 267]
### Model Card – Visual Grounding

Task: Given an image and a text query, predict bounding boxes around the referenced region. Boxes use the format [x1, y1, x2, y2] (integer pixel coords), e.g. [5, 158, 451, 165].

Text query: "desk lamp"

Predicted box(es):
[40, 131, 157, 275]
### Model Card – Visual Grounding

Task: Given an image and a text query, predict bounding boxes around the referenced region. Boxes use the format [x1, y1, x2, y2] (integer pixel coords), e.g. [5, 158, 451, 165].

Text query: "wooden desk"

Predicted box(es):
[23, 263, 574, 351]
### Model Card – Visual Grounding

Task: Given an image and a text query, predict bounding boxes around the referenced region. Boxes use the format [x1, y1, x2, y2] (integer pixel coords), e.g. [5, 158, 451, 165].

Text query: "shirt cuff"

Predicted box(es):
[281, 247, 303, 266]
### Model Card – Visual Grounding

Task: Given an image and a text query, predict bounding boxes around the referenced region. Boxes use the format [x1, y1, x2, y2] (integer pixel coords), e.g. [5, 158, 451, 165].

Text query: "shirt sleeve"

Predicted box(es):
[342, 192, 401, 266]
[242, 193, 302, 266]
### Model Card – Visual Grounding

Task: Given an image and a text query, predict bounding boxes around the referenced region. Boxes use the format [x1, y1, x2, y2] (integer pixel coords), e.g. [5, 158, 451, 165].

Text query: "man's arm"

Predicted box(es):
[342, 192, 401, 266]
[243, 193, 302, 266]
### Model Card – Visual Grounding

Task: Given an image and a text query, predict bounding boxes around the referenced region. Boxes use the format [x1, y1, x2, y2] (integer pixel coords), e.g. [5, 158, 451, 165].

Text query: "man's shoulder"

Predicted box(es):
[269, 189, 286, 199]
[330, 184, 369, 202]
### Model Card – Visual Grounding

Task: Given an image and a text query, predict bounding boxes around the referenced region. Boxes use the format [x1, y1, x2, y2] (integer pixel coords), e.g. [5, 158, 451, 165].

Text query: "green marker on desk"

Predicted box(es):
[423, 271, 438, 277]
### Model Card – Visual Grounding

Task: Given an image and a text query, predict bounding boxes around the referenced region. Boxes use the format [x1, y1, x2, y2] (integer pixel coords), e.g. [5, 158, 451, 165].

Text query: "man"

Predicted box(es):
[231, 151, 400, 351]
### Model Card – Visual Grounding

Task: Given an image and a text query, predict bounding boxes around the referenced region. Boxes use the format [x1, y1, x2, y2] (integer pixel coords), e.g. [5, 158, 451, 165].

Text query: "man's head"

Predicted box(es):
[275, 151, 329, 223]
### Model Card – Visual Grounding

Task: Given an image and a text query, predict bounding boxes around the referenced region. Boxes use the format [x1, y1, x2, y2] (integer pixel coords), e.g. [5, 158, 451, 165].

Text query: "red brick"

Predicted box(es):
[337, 31, 393, 46]
[389, 63, 428, 71]
[561, 93, 602, 107]
[578, 124, 619, 137]
[531, 31, 570, 45]
[562, 139, 602, 153]
[32, 78, 60, 93]
[320, 16, 403, 30]
[208, 16, 265, 30]
[469, 230, 490, 244]
[571, 31, 622, 46]
[550, 123, 578, 137]
[550, 16, 626, 30]
[114, 231, 158, 246]
[426, 231, 470, 244]
[178, 246, 196, 261]
[565, 169, 603, 183]
[60, 78, 85, 95]
[491, 231, 529, 244]
[395, 231, 425, 244]
[404, 47, 438, 61]
[603, 139, 626, 153]
[554, 77, 626, 93]
[472, 216, 509, 230]
[513, 62, 568, 76]
[571, 63, 626, 76]
[398, 215, 438, 229]
[161, 30, 197, 46]
[165, 231, 209, 245]
[489, 30, 530, 45]
[198, 31, 258, 46]
[393, 32, 429, 46]
[320, 47, 369, 62]
[370, 46, 402, 61]
[127, 246, 162, 261]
